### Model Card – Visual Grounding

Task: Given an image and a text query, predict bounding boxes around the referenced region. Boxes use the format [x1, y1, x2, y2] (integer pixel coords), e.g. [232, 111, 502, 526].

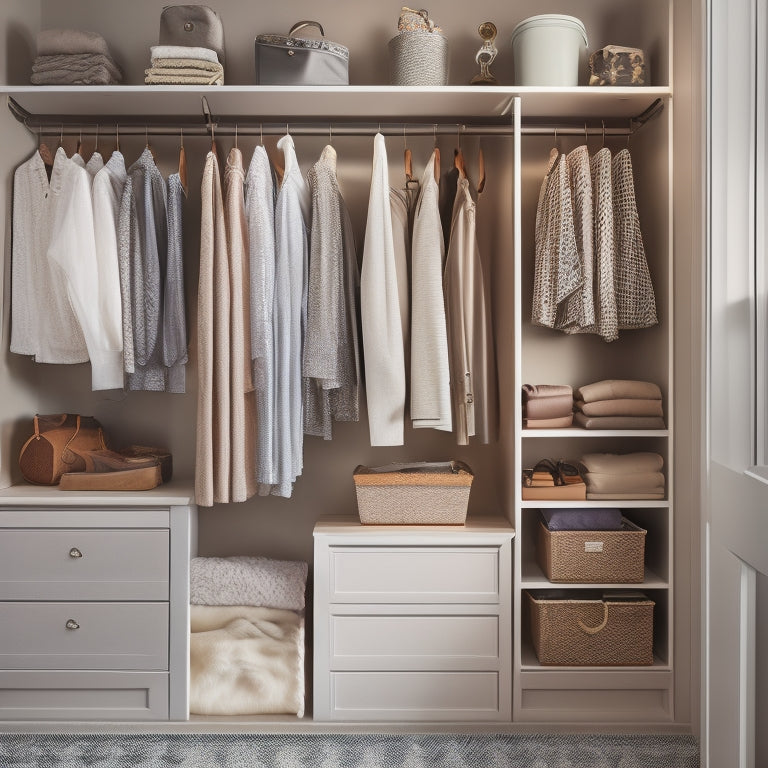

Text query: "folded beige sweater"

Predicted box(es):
[524, 414, 574, 429]
[576, 379, 662, 403]
[576, 398, 663, 417]
[574, 412, 666, 430]
[525, 394, 574, 419]
[584, 471, 665, 493]
[522, 383, 573, 400]
[37, 28, 111, 56]
[580, 451, 664, 474]
[587, 490, 665, 500]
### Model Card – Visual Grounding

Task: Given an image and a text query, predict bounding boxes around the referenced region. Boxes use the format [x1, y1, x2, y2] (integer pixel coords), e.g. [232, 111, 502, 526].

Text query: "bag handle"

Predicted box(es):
[289, 21, 325, 38]
[577, 602, 609, 635]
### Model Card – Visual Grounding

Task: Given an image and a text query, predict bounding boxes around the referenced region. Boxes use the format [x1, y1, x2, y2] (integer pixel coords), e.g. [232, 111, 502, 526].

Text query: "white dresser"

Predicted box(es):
[0, 484, 195, 721]
[313, 517, 514, 722]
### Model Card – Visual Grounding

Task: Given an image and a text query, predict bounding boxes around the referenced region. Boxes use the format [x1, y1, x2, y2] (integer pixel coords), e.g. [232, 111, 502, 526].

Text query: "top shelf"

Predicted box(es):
[3, 85, 671, 127]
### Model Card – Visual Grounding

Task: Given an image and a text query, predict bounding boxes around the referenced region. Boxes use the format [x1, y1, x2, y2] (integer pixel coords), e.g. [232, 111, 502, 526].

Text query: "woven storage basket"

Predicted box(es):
[388, 30, 448, 86]
[537, 517, 646, 583]
[527, 591, 654, 665]
[353, 461, 472, 525]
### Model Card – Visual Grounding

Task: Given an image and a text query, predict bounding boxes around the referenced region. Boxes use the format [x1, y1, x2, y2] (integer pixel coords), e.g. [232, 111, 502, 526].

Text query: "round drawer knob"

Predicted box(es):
[65, 619, 80, 630]
[69, 548, 83, 559]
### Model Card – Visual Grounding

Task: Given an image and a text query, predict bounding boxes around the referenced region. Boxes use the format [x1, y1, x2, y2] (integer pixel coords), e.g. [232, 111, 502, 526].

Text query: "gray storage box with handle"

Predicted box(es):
[255, 21, 349, 85]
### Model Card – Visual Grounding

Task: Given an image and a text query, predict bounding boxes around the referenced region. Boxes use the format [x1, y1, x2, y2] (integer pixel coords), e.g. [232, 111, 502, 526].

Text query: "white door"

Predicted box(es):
[706, 0, 768, 765]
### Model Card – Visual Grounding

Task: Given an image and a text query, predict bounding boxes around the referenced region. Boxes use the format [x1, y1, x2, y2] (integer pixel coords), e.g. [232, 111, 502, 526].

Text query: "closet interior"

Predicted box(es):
[0, 0, 699, 734]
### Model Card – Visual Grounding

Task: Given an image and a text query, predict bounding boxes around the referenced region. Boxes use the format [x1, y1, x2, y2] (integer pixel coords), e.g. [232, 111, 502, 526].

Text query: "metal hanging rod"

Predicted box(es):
[7, 95, 663, 139]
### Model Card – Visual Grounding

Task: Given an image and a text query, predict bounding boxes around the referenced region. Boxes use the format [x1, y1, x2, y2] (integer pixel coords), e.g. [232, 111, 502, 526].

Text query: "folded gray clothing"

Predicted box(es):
[33, 53, 122, 82]
[151, 45, 220, 64]
[524, 414, 573, 429]
[525, 393, 574, 419]
[540, 507, 623, 530]
[580, 451, 664, 474]
[37, 28, 112, 56]
[31, 65, 119, 85]
[587, 490, 665, 500]
[190, 556, 308, 610]
[576, 398, 664, 417]
[584, 471, 665, 494]
[522, 383, 573, 400]
[575, 379, 662, 403]
[574, 412, 666, 430]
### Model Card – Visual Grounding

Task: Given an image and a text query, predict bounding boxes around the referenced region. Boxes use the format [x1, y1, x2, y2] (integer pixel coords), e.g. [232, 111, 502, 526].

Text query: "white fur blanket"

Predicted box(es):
[190, 556, 307, 610]
[189, 605, 305, 717]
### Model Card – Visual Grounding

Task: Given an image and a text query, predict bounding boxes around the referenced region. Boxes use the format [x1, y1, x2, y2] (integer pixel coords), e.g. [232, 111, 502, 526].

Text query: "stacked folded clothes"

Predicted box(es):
[580, 451, 665, 499]
[31, 29, 122, 85]
[573, 378, 665, 429]
[522, 383, 574, 428]
[145, 45, 224, 85]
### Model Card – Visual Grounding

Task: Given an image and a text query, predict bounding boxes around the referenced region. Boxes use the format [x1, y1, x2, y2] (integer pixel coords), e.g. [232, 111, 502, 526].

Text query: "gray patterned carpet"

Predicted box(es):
[0, 733, 699, 767]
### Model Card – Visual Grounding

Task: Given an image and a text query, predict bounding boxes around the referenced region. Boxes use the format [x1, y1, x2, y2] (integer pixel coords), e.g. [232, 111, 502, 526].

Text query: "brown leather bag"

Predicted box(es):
[18, 414, 106, 485]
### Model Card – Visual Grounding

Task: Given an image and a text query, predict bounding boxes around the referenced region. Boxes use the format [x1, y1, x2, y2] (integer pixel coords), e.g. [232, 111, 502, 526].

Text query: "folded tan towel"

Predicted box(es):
[576, 398, 663, 417]
[584, 471, 665, 493]
[524, 414, 574, 429]
[525, 394, 574, 419]
[151, 45, 220, 64]
[145, 59, 224, 85]
[576, 379, 662, 403]
[37, 28, 112, 56]
[145, 71, 224, 85]
[587, 490, 665, 500]
[580, 451, 664, 474]
[574, 413, 665, 430]
[522, 383, 573, 400]
[148, 58, 223, 73]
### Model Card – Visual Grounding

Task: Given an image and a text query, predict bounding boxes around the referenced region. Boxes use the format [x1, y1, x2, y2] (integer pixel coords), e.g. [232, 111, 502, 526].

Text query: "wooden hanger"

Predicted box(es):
[37, 127, 54, 170]
[454, 146, 467, 180]
[432, 124, 440, 182]
[178, 128, 188, 197]
[477, 146, 486, 194]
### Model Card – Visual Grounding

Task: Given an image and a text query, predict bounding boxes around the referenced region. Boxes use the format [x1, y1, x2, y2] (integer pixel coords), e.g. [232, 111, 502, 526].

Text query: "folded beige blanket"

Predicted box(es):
[574, 412, 666, 430]
[587, 490, 665, 500]
[190, 605, 304, 717]
[525, 394, 573, 419]
[150, 45, 220, 64]
[33, 53, 122, 82]
[576, 379, 662, 403]
[145, 71, 224, 85]
[524, 414, 574, 429]
[576, 398, 663, 417]
[522, 383, 573, 400]
[580, 451, 664, 474]
[37, 28, 111, 56]
[584, 471, 665, 493]
[31, 65, 119, 85]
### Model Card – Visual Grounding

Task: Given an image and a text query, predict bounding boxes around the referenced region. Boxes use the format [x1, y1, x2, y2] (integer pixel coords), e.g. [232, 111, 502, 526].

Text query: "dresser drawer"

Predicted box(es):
[0, 529, 169, 600]
[328, 671, 501, 721]
[328, 546, 501, 603]
[330, 613, 499, 670]
[0, 670, 169, 721]
[0, 602, 169, 670]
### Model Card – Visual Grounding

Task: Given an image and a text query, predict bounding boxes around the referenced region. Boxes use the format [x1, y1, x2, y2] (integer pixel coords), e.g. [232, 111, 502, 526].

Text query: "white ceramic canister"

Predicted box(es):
[510, 14, 588, 86]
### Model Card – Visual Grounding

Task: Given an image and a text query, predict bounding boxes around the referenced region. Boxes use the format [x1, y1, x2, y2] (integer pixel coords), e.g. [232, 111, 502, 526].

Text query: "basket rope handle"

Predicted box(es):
[577, 603, 609, 635]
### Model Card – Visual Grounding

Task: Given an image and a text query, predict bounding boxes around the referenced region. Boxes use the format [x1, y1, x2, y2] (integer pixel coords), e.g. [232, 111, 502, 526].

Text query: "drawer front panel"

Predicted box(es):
[329, 546, 500, 603]
[329, 671, 501, 721]
[0, 670, 168, 721]
[331, 614, 499, 670]
[0, 602, 168, 670]
[0, 529, 169, 600]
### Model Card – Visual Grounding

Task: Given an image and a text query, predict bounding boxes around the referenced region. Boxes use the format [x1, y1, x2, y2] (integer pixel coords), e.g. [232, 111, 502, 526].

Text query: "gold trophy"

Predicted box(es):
[471, 22, 498, 85]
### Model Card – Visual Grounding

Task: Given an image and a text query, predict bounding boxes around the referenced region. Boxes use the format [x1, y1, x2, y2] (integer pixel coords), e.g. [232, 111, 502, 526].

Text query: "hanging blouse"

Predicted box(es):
[272, 133, 310, 498]
[10, 149, 87, 365]
[410, 149, 452, 432]
[196, 149, 231, 507]
[163, 172, 188, 393]
[557, 144, 596, 332]
[531, 148, 582, 328]
[361, 133, 407, 446]
[245, 144, 277, 493]
[590, 146, 619, 341]
[444, 174, 498, 445]
[303, 145, 360, 440]
[612, 148, 658, 329]
[223, 147, 257, 503]
[118, 147, 169, 392]
[91, 150, 127, 383]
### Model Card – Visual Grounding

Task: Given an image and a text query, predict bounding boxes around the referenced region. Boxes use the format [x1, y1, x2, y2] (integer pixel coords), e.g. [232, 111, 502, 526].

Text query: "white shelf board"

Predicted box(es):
[519, 643, 671, 672]
[0, 480, 195, 506]
[521, 499, 669, 509]
[521, 562, 669, 589]
[3, 84, 670, 123]
[522, 428, 669, 438]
